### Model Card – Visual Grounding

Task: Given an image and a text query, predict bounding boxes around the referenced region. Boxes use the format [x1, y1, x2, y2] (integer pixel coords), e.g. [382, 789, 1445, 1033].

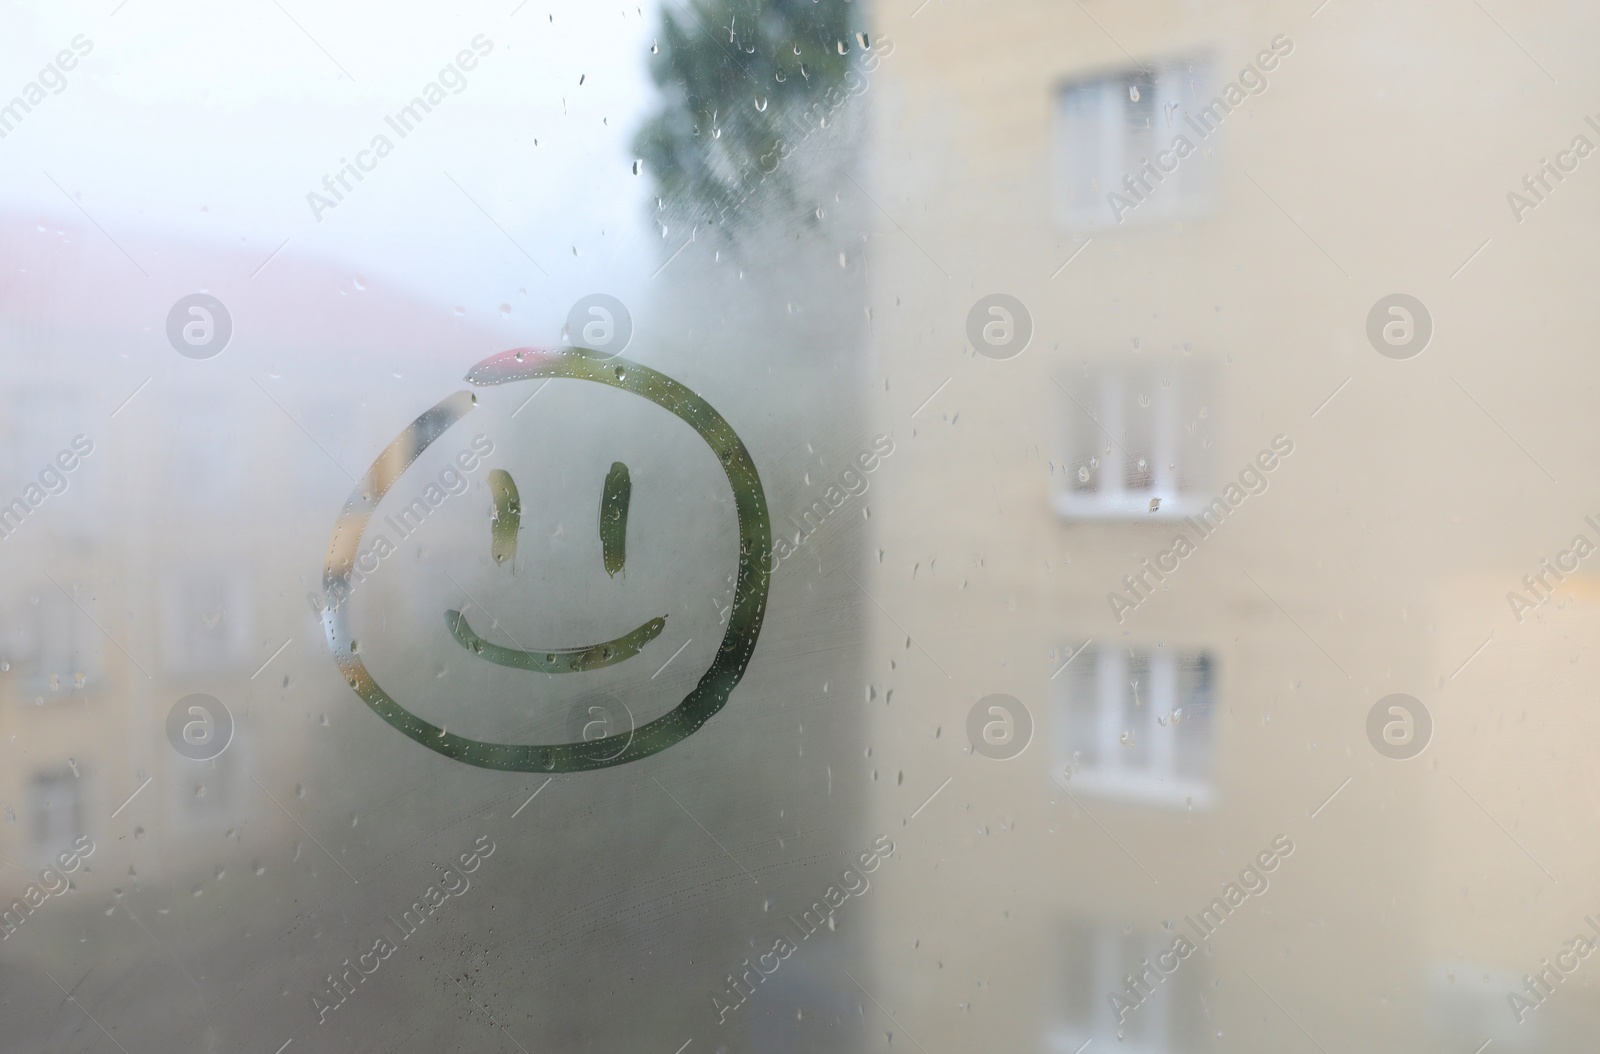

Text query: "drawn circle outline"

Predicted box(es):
[320, 346, 771, 773]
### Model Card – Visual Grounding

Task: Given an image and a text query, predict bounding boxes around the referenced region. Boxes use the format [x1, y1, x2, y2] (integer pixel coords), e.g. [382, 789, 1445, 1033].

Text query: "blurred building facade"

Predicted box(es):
[0, 216, 518, 1025]
[861, 1, 1600, 1051]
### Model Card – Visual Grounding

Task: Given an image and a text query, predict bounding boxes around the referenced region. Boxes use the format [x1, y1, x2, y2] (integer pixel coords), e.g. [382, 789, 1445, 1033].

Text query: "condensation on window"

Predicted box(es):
[0, 1, 1588, 1052]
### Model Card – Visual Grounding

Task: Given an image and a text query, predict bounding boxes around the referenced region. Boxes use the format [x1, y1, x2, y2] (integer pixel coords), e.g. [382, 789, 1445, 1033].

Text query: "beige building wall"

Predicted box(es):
[861, 0, 1600, 1050]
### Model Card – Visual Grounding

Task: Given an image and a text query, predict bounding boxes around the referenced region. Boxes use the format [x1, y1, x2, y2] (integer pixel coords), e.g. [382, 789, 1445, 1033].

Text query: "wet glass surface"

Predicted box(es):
[1, 1, 1596, 1051]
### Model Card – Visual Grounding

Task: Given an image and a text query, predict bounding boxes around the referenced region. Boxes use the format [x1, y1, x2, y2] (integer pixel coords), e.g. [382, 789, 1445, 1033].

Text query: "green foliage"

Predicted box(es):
[634, 0, 866, 226]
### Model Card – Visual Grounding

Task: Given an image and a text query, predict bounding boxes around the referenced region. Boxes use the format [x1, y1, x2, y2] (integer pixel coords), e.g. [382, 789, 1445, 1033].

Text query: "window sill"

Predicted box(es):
[1052, 491, 1212, 521]
[1055, 767, 1215, 810]
[1050, 1028, 1180, 1054]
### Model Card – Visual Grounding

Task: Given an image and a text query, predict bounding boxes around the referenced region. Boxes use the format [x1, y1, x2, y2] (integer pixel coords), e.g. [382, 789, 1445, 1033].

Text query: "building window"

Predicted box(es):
[1053, 57, 1217, 230]
[1052, 360, 1213, 519]
[30, 769, 82, 852]
[170, 754, 245, 834]
[1427, 963, 1541, 1052]
[1053, 918, 1206, 1054]
[161, 571, 254, 675]
[1053, 644, 1215, 807]
[170, 399, 247, 506]
[18, 591, 101, 698]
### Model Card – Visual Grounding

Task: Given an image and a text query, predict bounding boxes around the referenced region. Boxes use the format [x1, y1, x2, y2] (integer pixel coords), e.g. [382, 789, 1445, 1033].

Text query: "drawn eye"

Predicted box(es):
[445, 459, 661, 675]
[598, 461, 631, 577]
[485, 462, 632, 576]
[487, 469, 520, 565]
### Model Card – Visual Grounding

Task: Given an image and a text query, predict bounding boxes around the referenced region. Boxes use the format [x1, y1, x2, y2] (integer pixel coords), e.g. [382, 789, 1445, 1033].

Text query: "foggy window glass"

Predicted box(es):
[0, 0, 1589, 1051]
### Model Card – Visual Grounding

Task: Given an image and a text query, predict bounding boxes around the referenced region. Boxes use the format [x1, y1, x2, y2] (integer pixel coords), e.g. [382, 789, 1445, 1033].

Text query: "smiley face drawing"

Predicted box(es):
[319, 346, 772, 773]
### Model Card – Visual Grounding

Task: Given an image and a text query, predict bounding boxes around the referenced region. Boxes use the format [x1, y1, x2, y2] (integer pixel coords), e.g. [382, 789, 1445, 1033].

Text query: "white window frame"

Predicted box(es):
[29, 768, 84, 861]
[1050, 920, 1197, 1054]
[1424, 961, 1545, 1052]
[169, 396, 247, 507]
[160, 570, 255, 675]
[1052, 644, 1215, 808]
[168, 743, 248, 836]
[18, 590, 102, 698]
[1052, 362, 1211, 520]
[1053, 56, 1218, 231]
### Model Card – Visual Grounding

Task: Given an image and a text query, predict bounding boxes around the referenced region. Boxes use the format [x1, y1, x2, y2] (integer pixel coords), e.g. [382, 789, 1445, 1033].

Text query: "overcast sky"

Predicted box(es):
[0, 0, 668, 332]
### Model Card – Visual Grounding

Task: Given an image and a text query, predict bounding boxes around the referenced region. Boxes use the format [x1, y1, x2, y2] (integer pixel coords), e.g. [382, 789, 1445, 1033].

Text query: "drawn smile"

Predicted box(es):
[443, 460, 667, 672]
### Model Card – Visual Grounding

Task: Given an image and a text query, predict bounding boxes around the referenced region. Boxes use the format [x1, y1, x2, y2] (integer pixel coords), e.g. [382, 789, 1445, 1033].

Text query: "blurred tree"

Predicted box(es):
[633, 0, 866, 230]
